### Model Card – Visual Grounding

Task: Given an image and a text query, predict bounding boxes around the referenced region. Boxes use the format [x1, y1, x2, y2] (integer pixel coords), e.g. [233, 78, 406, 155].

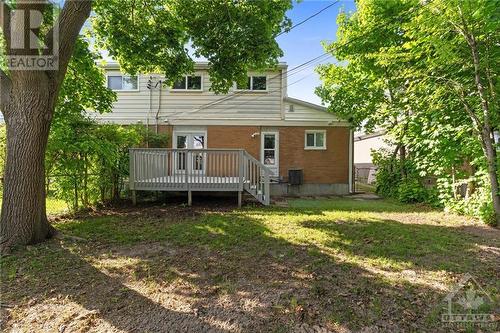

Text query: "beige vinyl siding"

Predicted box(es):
[95, 69, 283, 124]
[284, 100, 340, 123]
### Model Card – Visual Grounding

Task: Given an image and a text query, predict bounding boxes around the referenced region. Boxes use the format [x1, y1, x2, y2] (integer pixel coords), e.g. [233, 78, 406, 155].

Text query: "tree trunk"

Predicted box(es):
[482, 130, 500, 226]
[457, 14, 500, 225]
[0, 0, 92, 251]
[0, 82, 56, 249]
[399, 145, 407, 179]
[468, 34, 500, 225]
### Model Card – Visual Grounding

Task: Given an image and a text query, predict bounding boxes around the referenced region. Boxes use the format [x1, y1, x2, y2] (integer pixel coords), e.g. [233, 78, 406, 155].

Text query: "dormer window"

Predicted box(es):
[172, 75, 202, 91]
[107, 75, 138, 91]
[236, 76, 267, 91]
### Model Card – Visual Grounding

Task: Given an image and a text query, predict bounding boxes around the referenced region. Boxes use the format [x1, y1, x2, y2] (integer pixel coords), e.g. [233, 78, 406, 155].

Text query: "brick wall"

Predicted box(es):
[205, 125, 349, 184]
[207, 126, 261, 159]
[279, 127, 349, 184]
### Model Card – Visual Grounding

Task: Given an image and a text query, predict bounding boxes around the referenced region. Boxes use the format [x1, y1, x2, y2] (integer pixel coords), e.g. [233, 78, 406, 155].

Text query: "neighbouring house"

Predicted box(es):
[92, 62, 354, 205]
[354, 131, 390, 185]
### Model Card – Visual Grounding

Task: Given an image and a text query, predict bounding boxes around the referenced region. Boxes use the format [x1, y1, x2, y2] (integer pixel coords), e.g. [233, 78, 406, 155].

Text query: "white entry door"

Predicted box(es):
[261, 132, 279, 177]
[174, 132, 206, 174]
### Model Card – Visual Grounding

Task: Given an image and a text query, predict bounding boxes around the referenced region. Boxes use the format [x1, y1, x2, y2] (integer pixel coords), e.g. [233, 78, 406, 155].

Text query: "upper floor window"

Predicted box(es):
[107, 75, 138, 91]
[236, 76, 267, 91]
[172, 75, 202, 91]
[305, 130, 326, 150]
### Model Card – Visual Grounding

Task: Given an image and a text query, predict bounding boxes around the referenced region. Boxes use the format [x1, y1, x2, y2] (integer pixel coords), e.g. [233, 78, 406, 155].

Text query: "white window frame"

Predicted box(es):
[170, 75, 203, 92]
[173, 130, 208, 174]
[235, 75, 268, 92]
[173, 130, 208, 149]
[106, 74, 140, 92]
[304, 130, 327, 150]
[261, 131, 279, 177]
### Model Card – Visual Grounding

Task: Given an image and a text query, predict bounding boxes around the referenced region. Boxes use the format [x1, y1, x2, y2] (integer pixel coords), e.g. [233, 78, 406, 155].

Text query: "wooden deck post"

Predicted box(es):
[129, 148, 136, 206]
[238, 191, 242, 208]
[131, 190, 137, 206]
[188, 190, 192, 206]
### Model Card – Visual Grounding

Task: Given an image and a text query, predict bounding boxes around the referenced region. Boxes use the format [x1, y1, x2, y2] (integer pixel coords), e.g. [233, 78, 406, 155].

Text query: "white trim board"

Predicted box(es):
[93, 117, 351, 127]
[261, 131, 279, 177]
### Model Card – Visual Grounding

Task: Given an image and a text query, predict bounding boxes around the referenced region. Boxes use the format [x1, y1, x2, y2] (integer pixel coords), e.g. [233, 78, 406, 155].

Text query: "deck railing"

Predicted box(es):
[129, 148, 271, 205]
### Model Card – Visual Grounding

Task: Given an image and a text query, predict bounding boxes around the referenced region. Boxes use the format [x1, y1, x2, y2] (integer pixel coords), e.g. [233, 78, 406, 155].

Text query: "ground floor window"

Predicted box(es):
[305, 130, 326, 150]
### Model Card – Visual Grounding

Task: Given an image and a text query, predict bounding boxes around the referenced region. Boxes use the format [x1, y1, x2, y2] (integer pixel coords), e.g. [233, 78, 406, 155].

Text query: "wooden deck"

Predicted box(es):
[129, 149, 272, 206]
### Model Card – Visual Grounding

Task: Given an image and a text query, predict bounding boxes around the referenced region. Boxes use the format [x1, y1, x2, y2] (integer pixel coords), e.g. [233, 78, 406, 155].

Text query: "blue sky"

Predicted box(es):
[277, 0, 357, 104]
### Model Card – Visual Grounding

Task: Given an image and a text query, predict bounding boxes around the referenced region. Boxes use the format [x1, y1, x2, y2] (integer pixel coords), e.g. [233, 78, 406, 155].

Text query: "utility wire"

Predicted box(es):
[180, 0, 343, 112]
[193, 52, 332, 111]
[191, 0, 343, 112]
[163, 1, 431, 120]
[169, 70, 318, 121]
[276, 0, 341, 37]
[185, 1, 433, 115]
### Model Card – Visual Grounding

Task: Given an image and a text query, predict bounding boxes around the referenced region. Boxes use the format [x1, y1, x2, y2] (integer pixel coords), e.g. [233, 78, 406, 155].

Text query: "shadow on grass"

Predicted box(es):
[2, 205, 498, 332]
[299, 218, 498, 274]
[1, 242, 230, 332]
[287, 197, 433, 213]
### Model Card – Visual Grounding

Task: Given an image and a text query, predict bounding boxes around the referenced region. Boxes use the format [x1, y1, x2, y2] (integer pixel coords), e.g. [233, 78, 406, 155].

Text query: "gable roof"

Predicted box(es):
[284, 97, 328, 112]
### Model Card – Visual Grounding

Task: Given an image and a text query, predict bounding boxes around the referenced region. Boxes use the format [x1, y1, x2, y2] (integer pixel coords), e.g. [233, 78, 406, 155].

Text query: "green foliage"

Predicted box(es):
[373, 149, 438, 206]
[397, 180, 436, 205]
[372, 150, 403, 198]
[438, 175, 496, 226]
[318, 0, 500, 223]
[45, 38, 169, 211]
[131, 125, 169, 148]
[92, 0, 292, 92]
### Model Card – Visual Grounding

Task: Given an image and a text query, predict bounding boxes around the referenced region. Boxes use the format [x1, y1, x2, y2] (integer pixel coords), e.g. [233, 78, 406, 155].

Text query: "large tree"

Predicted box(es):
[317, 0, 499, 224]
[0, 0, 292, 250]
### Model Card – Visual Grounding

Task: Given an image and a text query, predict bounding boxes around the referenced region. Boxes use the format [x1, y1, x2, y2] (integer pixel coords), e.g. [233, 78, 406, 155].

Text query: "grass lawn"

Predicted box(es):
[1, 197, 498, 332]
[0, 197, 69, 215]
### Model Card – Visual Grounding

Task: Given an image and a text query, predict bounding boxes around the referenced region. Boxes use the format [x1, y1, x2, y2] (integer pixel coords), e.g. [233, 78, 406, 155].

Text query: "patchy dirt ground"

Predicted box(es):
[1, 197, 499, 332]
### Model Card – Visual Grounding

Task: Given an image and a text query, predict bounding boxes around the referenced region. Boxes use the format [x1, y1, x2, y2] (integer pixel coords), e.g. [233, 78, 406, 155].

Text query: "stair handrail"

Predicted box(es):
[242, 151, 272, 205]
[242, 151, 272, 176]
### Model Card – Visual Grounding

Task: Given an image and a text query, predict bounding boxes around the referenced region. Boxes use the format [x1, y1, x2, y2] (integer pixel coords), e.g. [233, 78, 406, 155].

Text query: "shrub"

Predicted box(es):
[440, 176, 496, 225]
[46, 122, 169, 211]
[397, 179, 430, 203]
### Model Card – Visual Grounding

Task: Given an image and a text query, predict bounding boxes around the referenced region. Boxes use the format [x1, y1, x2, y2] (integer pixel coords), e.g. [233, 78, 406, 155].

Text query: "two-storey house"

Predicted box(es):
[98, 62, 353, 205]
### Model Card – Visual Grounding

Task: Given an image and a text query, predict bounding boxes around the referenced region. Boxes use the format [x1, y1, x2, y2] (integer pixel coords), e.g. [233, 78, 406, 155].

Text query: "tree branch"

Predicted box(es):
[45, 0, 92, 87]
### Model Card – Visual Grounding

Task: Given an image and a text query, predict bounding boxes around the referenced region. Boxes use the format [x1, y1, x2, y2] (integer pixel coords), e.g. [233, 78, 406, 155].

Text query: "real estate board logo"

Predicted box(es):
[1, 0, 59, 70]
[441, 273, 497, 330]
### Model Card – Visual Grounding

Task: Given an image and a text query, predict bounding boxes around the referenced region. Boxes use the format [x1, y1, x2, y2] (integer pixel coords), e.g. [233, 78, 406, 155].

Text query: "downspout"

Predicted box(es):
[147, 76, 153, 148]
[280, 66, 286, 120]
[155, 80, 162, 134]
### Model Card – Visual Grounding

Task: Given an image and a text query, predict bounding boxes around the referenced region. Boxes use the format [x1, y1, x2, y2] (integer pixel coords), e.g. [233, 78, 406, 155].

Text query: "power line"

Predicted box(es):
[169, 69, 318, 121]
[276, 0, 341, 37]
[187, 1, 433, 116]
[164, 1, 432, 120]
[183, 0, 342, 112]
[193, 52, 331, 111]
